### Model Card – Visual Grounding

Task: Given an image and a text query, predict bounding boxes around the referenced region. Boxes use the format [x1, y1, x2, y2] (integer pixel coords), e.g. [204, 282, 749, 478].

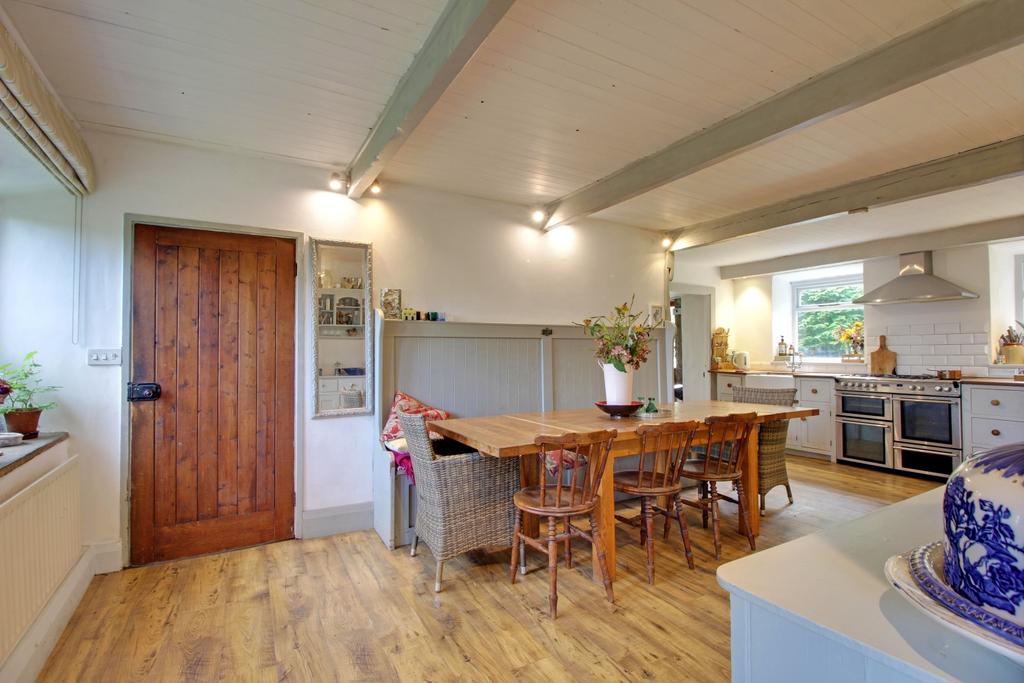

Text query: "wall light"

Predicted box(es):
[327, 172, 344, 192]
[661, 236, 672, 249]
[530, 209, 546, 224]
[370, 182, 382, 195]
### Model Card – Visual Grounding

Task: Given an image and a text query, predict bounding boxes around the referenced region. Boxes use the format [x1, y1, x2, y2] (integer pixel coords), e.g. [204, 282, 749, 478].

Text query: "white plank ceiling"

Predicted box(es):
[1, 0, 449, 166]
[385, 0, 975, 206]
[4, 0, 1022, 250]
[672, 175, 1024, 268]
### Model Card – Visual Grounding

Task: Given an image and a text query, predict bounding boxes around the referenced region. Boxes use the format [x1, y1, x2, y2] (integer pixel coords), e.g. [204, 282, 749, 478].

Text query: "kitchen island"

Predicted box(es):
[717, 487, 1022, 682]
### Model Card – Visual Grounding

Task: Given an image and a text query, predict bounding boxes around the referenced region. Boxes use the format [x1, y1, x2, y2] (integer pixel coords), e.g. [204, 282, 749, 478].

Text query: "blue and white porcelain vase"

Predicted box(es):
[943, 443, 1024, 627]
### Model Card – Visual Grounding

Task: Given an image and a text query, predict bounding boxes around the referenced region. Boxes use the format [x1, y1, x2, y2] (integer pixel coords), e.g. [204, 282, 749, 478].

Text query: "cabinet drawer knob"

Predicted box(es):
[991, 399, 1001, 406]
[810, 388, 818, 394]
[800, 417, 807, 422]
[726, 383, 733, 388]
[992, 429, 1002, 437]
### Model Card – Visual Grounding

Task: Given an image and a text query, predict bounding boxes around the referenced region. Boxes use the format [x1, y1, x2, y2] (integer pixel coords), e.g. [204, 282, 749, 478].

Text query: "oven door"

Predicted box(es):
[836, 392, 892, 421]
[836, 417, 893, 469]
[894, 443, 963, 478]
[893, 396, 961, 449]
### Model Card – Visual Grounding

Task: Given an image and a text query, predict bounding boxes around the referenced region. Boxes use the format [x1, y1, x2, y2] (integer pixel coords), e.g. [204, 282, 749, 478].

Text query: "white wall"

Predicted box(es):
[731, 276, 773, 363]
[671, 258, 734, 330]
[30, 129, 663, 551]
[0, 188, 78, 436]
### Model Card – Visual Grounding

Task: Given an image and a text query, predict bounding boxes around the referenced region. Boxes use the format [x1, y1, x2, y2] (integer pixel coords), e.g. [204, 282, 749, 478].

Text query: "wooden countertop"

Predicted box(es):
[711, 369, 846, 379]
[0, 432, 68, 477]
[961, 376, 1024, 387]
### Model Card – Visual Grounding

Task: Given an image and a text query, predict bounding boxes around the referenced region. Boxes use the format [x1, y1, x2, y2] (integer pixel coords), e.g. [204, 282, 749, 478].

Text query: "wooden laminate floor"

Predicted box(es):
[40, 457, 937, 682]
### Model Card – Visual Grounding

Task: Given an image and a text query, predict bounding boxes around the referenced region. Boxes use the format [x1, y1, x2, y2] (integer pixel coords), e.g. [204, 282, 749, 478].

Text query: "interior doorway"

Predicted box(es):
[128, 224, 296, 564]
[671, 290, 713, 402]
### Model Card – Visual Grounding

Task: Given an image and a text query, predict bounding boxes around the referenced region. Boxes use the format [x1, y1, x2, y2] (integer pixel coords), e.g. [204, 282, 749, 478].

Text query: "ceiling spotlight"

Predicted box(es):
[661, 236, 672, 249]
[530, 209, 546, 224]
[370, 182, 382, 195]
[327, 172, 344, 192]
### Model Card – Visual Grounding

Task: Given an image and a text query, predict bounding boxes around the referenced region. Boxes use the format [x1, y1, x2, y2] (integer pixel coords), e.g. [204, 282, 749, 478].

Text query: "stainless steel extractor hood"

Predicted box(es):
[853, 251, 979, 305]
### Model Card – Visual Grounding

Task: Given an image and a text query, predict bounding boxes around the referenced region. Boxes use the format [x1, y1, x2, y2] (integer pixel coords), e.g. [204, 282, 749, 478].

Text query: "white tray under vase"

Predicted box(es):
[885, 541, 1024, 665]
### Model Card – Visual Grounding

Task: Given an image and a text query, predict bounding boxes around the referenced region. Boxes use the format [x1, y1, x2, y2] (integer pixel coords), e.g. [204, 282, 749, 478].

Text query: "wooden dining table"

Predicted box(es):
[430, 400, 819, 582]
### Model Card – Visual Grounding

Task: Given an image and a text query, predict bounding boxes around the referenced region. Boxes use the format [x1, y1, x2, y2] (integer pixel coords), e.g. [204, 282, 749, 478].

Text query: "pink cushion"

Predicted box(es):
[544, 449, 586, 476]
[380, 391, 450, 443]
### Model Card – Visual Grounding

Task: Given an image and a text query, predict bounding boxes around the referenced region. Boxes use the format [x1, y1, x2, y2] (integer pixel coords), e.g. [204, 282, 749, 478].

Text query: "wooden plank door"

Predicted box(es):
[130, 224, 296, 565]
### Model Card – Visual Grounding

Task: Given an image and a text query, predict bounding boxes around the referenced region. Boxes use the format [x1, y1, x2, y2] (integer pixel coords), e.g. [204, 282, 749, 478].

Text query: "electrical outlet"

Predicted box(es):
[88, 348, 122, 366]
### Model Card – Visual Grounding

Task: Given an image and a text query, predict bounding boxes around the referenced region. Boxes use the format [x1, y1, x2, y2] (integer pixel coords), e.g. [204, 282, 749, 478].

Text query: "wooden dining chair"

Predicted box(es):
[613, 421, 701, 582]
[510, 429, 617, 618]
[678, 413, 758, 560]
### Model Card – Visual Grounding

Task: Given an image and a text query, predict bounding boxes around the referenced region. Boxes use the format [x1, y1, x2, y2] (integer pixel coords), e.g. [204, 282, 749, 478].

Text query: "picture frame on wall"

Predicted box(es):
[649, 304, 664, 326]
[381, 288, 402, 320]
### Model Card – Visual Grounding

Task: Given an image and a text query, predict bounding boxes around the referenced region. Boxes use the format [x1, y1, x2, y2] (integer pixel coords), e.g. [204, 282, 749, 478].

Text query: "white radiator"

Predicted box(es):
[0, 456, 81, 667]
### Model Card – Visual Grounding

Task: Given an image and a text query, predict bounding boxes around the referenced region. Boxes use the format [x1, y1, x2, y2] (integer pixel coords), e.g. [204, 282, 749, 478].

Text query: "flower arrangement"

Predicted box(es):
[0, 378, 10, 405]
[834, 320, 864, 354]
[578, 297, 658, 372]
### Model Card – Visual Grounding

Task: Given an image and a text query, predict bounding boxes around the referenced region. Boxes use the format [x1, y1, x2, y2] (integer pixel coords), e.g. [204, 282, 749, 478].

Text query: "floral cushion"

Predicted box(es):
[380, 391, 450, 443]
[544, 449, 586, 476]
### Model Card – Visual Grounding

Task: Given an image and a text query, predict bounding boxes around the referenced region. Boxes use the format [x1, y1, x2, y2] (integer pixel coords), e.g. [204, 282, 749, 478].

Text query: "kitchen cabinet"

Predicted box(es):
[715, 374, 742, 402]
[962, 383, 1024, 457]
[318, 375, 366, 413]
[787, 377, 834, 459]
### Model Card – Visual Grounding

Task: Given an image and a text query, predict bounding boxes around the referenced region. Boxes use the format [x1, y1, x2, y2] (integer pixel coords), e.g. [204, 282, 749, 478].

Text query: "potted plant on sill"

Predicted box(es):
[999, 322, 1024, 365]
[835, 320, 865, 363]
[0, 351, 58, 439]
[578, 297, 658, 404]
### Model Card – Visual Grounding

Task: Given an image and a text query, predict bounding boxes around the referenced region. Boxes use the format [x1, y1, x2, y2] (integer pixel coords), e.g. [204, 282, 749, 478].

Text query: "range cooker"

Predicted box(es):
[835, 374, 961, 478]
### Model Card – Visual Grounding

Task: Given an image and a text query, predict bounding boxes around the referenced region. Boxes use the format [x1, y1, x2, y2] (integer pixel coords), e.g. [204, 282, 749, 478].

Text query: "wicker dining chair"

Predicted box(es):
[731, 386, 797, 515]
[399, 412, 519, 593]
[510, 430, 617, 618]
[613, 421, 701, 582]
[678, 413, 757, 560]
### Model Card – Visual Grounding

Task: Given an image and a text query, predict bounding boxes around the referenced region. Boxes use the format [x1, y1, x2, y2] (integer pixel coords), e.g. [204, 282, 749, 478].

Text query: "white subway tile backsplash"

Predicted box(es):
[934, 345, 961, 354]
[963, 367, 990, 377]
[947, 355, 973, 365]
[974, 334, 990, 344]
[960, 344, 988, 354]
[886, 325, 911, 336]
[921, 334, 948, 344]
[911, 324, 934, 335]
[898, 355, 923, 365]
[889, 345, 912, 354]
[934, 322, 960, 334]
[947, 333, 973, 344]
[922, 355, 948, 365]
[887, 335, 922, 345]
[975, 355, 994, 365]
[910, 345, 934, 354]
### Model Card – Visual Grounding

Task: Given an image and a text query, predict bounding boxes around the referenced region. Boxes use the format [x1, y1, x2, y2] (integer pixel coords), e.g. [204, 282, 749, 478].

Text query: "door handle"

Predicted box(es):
[992, 429, 1001, 437]
[127, 383, 162, 402]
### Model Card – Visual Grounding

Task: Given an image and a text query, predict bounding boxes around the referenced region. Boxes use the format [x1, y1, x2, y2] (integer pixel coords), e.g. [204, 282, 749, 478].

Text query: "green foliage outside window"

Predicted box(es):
[796, 284, 864, 358]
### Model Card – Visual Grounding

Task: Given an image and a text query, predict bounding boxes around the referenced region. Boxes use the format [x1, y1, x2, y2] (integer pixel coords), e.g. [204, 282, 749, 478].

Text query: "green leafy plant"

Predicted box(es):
[577, 297, 659, 372]
[0, 351, 59, 413]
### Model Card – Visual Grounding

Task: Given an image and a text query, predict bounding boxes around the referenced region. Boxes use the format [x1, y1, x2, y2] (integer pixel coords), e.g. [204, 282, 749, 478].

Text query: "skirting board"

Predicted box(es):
[301, 502, 373, 539]
[0, 539, 121, 683]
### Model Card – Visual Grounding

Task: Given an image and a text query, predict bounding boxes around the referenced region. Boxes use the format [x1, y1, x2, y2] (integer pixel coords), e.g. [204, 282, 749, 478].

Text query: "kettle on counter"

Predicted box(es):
[733, 351, 750, 371]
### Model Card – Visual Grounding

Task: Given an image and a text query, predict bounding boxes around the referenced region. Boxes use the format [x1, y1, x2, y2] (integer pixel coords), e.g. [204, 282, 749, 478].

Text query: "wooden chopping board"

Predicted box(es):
[870, 335, 897, 375]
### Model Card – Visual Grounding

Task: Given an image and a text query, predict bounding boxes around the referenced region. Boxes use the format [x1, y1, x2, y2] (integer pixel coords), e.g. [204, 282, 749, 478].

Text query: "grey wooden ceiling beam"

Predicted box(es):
[718, 214, 1024, 279]
[347, 0, 515, 198]
[543, 0, 1024, 228]
[671, 136, 1024, 250]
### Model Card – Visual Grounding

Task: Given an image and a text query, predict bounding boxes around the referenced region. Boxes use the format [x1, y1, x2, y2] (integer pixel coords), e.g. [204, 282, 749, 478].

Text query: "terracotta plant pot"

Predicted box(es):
[3, 408, 43, 437]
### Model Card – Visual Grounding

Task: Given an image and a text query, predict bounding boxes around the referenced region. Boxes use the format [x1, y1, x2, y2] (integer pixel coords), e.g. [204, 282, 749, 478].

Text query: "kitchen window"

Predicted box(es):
[1016, 254, 1024, 324]
[793, 277, 864, 359]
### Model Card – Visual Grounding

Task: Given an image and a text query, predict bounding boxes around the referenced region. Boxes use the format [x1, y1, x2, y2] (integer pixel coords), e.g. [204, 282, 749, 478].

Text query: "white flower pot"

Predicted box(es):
[601, 363, 634, 405]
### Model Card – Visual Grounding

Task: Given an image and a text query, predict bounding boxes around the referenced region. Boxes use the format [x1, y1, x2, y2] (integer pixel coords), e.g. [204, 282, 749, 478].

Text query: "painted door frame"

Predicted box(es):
[119, 214, 306, 567]
[669, 283, 716, 402]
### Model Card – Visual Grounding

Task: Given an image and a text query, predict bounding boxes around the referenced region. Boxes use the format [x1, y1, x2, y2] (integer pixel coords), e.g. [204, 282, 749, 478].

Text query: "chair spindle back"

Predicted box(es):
[697, 413, 757, 477]
[534, 430, 617, 509]
[634, 421, 703, 489]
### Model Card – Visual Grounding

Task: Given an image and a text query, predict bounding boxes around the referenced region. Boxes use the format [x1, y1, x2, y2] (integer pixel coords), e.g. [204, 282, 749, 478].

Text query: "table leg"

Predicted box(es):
[739, 424, 760, 537]
[519, 455, 540, 573]
[592, 450, 617, 583]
